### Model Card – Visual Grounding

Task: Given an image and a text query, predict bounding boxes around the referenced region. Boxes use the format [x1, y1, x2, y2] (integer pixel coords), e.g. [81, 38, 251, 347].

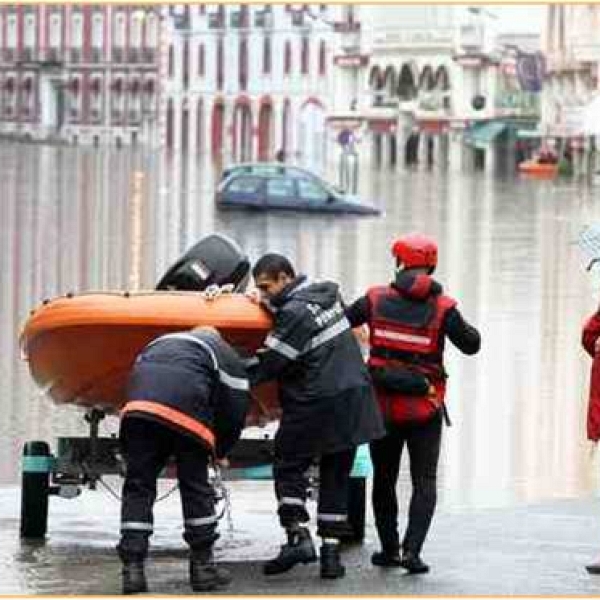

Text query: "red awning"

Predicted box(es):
[368, 119, 396, 134]
[419, 120, 449, 134]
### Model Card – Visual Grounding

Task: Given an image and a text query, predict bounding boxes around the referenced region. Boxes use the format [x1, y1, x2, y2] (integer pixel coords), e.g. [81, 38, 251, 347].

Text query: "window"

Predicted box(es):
[182, 40, 189, 88]
[239, 37, 248, 90]
[267, 177, 295, 199]
[284, 40, 292, 75]
[318, 40, 326, 76]
[298, 178, 329, 202]
[198, 44, 205, 76]
[227, 176, 263, 194]
[301, 38, 309, 75]
[217, 37, 224, 90]
[263, 36, 271, 74]
[168, 44, 174, 77]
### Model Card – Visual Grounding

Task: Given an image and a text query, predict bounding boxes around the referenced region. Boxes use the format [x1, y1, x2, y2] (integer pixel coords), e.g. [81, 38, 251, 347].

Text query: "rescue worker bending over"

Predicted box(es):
[346, 234, 480, 574]
[116, 326, 249, 594]
[248, 254, 384, 579]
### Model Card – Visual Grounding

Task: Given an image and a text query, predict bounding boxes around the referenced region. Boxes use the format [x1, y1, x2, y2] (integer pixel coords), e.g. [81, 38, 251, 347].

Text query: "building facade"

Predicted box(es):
[541, 5, 600, 176]
[163, 4, 347, 172]
[0, 5, 160, 146]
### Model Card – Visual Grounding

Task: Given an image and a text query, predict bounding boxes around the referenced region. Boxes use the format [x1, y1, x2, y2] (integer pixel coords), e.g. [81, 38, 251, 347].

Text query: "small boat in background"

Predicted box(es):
[517, 160, 558, 178]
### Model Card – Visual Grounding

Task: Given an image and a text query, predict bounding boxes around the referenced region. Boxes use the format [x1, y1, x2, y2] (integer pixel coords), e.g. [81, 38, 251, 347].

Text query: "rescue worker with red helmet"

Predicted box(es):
[346, 233, 480, 574]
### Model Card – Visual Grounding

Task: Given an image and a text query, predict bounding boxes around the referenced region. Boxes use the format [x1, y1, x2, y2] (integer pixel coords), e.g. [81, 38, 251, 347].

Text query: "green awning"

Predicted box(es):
[465, 121, 507, 148]
[517, 129, 544, 139]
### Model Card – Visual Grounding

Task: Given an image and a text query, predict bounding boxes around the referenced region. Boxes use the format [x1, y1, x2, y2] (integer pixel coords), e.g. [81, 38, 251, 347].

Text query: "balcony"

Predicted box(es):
[142, 48, 156, 64]
[90, 48, 103, 63]
[70, 48, 82, 63]
[373, 28, 455, 51]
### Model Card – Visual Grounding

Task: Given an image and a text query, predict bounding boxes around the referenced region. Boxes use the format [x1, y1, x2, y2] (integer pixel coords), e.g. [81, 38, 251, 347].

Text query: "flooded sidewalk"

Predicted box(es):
[2, 480, 600, 595]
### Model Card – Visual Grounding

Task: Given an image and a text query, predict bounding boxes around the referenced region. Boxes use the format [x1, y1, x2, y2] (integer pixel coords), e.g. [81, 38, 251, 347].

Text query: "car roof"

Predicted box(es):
[222, 163, 316, 177]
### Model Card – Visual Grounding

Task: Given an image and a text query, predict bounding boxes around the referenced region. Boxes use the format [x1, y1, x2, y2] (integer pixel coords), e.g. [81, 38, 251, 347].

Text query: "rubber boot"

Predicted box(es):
[400, 550, 430, 574]
[122, 561, 148, 595]
[263, 526, 317, 575]
[190, 548, 231, 592]
[320, 542, 345, 579]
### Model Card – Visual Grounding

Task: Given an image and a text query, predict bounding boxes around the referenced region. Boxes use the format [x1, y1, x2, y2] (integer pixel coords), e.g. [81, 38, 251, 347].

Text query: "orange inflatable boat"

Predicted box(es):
[517, 161, 557, 177]
[20, 291, 279, 424]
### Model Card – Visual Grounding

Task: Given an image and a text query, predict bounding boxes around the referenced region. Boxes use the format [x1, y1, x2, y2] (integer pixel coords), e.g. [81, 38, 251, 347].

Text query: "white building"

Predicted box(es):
[163, 4, 347, 174]
[0, 5, 160, 146]
[328, 6, 543, 175]
[541, 5, 600, 176]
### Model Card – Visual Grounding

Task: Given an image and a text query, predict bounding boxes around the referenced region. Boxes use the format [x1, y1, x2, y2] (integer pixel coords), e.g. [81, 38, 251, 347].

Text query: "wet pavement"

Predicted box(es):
[3, 143, 600, 593]
[3, 480, 600, 595]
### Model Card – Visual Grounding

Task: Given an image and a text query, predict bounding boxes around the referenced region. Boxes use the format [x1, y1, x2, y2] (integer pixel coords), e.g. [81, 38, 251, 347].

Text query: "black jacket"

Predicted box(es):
[248, 276, 385, 458]
[123, 329, 250, 458]
[346, 271, 481, 357]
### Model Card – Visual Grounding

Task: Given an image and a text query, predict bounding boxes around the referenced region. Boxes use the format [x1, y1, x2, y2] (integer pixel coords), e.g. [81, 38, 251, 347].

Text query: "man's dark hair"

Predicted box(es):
[252, 253, 296, 280]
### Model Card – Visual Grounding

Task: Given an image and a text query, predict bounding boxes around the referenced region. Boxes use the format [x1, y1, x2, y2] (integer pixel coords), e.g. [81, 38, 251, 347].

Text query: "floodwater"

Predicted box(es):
[1, 141, 599, 512]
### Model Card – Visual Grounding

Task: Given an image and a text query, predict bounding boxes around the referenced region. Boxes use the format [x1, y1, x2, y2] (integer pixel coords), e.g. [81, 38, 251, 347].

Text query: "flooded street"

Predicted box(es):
[1, 143, 600, 593]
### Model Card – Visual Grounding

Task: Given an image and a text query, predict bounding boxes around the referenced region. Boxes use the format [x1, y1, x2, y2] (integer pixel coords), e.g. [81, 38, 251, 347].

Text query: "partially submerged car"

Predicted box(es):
[216, 163, 381, 216]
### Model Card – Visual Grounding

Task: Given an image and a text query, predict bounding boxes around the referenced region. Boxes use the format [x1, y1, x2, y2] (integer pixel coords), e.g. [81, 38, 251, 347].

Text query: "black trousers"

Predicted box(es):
[117, 417, 218, 562]
[369, 411, 442, 556]
[273, 447, 356, 539]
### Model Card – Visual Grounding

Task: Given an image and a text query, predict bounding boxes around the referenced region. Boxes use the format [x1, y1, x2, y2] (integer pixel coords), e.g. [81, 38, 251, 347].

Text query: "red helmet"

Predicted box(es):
[391, 234, 438, 270]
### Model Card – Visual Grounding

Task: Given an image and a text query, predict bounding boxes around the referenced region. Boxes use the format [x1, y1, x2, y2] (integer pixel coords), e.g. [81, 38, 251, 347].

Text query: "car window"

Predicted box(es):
[266, 177, 296, 199]
[297, 178, 330, 202]
[226, 176, 263, 193]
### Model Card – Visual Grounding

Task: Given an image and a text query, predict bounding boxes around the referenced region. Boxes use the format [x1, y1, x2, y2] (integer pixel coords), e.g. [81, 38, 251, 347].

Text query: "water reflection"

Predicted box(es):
[1, 142, 599, 511]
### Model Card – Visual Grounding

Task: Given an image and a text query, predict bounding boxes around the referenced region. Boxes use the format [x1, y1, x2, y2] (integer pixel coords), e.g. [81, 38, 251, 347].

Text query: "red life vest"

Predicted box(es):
[366, 285, 456, 424]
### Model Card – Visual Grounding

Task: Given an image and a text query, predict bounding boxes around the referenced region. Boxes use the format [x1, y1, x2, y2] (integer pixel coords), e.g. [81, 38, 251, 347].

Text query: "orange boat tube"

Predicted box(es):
[20, 291, 279, 423]
[517, 161, 557, 177]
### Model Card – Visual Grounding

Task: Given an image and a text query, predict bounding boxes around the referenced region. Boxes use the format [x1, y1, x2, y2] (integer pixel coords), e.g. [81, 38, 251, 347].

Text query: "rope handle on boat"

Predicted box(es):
[202, 284, 235, 301]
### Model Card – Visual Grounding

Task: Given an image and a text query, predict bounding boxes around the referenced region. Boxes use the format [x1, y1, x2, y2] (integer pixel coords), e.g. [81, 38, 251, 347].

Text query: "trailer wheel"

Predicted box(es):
[343, 476, 366, 544]
[20, 441, 52, 539]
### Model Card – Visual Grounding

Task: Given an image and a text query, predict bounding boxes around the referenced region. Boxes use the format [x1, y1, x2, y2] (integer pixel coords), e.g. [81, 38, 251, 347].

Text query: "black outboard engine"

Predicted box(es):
[156, 233, 250, 292]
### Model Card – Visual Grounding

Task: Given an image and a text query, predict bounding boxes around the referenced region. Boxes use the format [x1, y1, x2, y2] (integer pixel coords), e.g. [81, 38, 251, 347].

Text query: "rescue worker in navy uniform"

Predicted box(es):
[247, 254, 385, 579]
[346, 234, 480, 574]
[116, 326, 249, 594]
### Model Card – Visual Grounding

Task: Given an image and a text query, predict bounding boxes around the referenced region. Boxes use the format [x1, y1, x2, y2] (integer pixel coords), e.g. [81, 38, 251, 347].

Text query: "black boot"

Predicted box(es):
[190, 548, 232, 592]
[400, 550, 430, 574]
[263, 527, 317, 575]
[122, 561, 148, 595]
[371, 547, 401, 568]
[320, 542, 345, 579]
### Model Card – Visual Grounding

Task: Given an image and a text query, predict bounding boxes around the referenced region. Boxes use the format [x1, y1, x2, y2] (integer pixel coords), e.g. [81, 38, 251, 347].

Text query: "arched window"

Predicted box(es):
[284, 40, 292, 75]
[263, 36, 272, 74]
[318, 40, 326, 76]
[301, 37, 309, 75]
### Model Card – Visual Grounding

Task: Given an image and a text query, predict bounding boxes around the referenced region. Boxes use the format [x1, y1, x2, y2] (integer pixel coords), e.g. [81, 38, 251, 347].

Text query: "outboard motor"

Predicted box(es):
[156, 233, 250, 292]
